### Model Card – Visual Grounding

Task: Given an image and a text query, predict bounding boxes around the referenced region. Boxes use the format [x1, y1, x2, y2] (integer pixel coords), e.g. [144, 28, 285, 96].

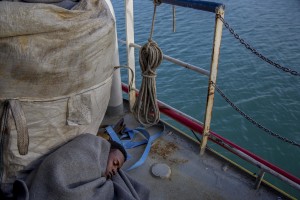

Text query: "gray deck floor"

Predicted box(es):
[101, 108, 287, 200]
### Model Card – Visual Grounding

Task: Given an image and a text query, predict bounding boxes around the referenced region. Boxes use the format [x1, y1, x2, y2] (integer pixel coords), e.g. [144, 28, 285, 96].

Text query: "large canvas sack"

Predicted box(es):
[0, 0, 118, 193]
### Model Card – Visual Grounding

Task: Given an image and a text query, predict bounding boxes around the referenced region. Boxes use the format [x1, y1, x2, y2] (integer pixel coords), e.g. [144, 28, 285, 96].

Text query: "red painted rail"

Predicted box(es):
[122, 83, 300, 186]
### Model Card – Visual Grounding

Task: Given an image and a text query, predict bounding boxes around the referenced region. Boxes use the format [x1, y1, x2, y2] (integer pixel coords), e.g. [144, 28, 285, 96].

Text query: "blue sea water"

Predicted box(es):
[111, 0, 300, 197]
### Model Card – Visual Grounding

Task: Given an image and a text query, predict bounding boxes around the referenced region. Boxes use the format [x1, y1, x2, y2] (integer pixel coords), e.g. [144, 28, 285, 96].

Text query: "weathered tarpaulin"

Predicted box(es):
[0, 0, 118, 193]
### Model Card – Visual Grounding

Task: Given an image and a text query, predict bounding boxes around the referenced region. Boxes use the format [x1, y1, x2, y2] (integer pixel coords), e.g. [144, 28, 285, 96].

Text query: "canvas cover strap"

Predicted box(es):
[0, 100, 29, 156]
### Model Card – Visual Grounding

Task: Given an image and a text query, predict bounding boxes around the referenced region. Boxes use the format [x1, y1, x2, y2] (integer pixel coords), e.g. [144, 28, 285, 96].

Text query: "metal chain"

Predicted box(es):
[217, 15, 300, 77]
[210, 81, 300, 148]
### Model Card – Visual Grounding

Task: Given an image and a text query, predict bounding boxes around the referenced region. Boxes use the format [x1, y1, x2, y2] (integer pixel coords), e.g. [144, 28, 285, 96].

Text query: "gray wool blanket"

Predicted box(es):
[12, 134, 149, 200]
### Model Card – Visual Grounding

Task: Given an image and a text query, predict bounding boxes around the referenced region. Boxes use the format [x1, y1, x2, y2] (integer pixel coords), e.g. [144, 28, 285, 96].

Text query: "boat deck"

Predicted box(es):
[101, 103, 286, 200]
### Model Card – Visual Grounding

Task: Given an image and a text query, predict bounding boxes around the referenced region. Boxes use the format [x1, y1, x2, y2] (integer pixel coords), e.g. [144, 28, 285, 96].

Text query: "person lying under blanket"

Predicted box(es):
[105, 140, 127, 179]
[8, 134, 149, 200]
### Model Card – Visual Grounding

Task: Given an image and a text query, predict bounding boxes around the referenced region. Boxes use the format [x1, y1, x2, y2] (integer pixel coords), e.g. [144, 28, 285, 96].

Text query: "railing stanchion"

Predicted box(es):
[200, 8, 224, 155]
[125, 0, 136, 111]
[254, 169, 265, 190]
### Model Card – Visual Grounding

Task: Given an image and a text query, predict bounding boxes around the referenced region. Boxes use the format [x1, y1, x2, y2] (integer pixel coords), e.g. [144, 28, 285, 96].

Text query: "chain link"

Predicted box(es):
[210, 81, 300, 148]
[217, 15, 300, 77]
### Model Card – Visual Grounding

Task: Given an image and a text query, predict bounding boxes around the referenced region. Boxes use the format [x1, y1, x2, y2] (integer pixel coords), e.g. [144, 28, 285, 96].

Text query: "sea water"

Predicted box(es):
[111, 0, 300, 197]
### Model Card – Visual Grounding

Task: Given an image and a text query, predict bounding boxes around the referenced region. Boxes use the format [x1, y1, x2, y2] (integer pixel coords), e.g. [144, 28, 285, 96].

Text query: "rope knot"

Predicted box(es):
[139, 40, 163, 73]
[142, 71, 157, 78]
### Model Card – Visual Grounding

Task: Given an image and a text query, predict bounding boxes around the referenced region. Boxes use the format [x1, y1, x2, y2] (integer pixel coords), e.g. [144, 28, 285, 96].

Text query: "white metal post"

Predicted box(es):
[125, 0, 136, 111]
[200, 8, 224, 155]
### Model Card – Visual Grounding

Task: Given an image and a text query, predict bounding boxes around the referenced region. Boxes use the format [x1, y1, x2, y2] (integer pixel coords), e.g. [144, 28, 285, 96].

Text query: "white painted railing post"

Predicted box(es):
[200, 8, 224, 155]
[125, 0, 136, 111]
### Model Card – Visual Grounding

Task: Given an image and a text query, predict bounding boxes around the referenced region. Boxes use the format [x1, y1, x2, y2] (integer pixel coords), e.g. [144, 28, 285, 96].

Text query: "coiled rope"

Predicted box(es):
[133, 0, 163, 126]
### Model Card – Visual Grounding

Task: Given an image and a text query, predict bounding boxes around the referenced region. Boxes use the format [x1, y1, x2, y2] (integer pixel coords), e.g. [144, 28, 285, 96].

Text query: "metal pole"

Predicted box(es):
[125, 0, 136, 111]
[254, 169, 265, 190]
[107, 68, 124, 116]
[200, 8, 224, 155]
[126, 42, 210, 76]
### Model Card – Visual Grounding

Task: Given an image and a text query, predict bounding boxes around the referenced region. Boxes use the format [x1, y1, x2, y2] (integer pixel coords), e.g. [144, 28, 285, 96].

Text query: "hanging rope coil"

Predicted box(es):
[133, 40, 163, 126]
[133, 2, 163, 126]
